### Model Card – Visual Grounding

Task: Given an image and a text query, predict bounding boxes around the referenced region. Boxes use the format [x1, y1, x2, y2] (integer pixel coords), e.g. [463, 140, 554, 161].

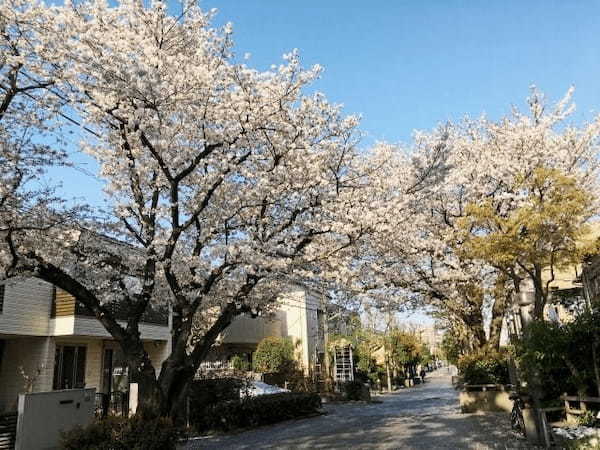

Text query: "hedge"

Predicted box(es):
[457, 349, 510, 385]
[191, 392, 322, 432]
[60, 415, 180, 450]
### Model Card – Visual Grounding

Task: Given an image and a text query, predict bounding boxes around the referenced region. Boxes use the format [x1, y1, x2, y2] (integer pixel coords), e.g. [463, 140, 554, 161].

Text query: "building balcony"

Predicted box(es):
[50, 289, 169, 341]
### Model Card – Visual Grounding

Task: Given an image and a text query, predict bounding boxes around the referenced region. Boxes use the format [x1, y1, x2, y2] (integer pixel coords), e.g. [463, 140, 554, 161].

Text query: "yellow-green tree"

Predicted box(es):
[458, 167, 596, 321]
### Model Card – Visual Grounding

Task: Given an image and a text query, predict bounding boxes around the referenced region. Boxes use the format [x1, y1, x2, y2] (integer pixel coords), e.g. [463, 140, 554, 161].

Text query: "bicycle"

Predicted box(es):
[509, 392, 526, 436]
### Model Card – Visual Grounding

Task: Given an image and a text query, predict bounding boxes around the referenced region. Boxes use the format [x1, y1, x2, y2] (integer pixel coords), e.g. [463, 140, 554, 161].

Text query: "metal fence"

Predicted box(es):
[95, 391, 129, 418]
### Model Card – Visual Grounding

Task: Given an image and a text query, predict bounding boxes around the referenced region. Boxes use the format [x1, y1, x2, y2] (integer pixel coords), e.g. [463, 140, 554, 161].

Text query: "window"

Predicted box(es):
[53, 345, 86, 390]
[0, 284, 4, 313]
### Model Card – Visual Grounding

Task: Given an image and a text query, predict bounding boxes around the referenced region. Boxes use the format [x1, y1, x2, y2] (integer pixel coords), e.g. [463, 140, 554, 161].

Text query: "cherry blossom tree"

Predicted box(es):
[0, 0, 81, 275]
[360, 88, 600, 350]
[0, 0, 377, 417]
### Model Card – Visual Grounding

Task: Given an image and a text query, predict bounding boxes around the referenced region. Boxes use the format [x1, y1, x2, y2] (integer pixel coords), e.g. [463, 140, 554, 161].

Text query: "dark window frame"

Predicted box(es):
[53, 345, 87, 390]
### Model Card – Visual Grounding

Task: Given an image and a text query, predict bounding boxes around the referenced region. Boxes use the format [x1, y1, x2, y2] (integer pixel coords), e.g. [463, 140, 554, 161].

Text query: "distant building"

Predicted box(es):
[418, 324, 444, 355]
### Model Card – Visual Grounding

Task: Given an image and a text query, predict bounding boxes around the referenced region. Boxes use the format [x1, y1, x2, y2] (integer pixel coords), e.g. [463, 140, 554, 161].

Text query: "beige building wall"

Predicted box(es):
[213, 287, 324, 375]
[220, 315, 283, 345]
[277, 289, 321, 374]
[0, 279, 54, 336]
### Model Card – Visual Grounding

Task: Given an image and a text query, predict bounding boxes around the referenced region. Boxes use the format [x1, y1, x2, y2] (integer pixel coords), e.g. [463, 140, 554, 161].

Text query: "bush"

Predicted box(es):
[457, 349, 510, 385]
[61, 415, 180, 450]
[230, 355, 249, 371]
[342, 380, 367, 400]
[516, 312, 600, 399]
[191, 392, 321, 432]
[253, 337, 296, 375]
[392, 376, 406, 387]
[188, 377, 245, 407]
[577, 410, 598, 427]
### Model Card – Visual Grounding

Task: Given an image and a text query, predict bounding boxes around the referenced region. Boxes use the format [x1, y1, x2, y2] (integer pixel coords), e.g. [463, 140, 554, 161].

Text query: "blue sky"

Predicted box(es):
[196, 0, 600, 145]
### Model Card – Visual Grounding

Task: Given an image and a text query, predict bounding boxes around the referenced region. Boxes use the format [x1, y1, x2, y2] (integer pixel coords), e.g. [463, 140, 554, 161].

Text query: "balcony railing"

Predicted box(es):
[74, 301, 168, 326]
[198, 360, 233, 371]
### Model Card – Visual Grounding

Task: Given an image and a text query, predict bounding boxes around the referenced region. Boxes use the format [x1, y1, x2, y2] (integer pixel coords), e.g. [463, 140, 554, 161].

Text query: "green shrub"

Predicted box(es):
[515, 314, 600, 400]
[191, 392, 321, 432]
[230, 355, 249, 371]
[61, 415, 180, 450]
[342, 380, 367, 400]
[577, 410, 598, 427]
[253, 337, 296, 375]
[457, 349, 509, 385]
[188, 377, 244, 407]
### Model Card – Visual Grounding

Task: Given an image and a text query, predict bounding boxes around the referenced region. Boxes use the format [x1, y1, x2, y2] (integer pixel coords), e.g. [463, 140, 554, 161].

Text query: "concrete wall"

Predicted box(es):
[0, 279, 53, 336]
[0, 337, 55, 412]
[459, 388, 512, 413]
[15, 388, 95, 450]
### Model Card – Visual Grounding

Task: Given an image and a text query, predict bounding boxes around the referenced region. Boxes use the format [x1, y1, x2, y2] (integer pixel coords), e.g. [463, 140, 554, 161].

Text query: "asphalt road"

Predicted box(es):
[183, 369, 528, 449]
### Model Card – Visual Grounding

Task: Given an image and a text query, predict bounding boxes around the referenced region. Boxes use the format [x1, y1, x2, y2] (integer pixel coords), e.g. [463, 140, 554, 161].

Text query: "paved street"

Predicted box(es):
[184, 370, 527, 449]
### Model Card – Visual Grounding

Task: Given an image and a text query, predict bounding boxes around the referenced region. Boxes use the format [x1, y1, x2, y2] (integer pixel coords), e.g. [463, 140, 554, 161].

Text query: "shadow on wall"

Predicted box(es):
[275, 310, 288, 338]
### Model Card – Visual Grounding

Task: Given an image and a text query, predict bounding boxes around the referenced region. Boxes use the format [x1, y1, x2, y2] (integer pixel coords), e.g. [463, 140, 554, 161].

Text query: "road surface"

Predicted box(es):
[183, 369, 527, 449]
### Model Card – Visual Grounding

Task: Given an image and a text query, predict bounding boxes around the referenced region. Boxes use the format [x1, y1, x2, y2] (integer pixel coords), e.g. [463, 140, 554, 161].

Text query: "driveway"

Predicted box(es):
[183, 370, 527, 449]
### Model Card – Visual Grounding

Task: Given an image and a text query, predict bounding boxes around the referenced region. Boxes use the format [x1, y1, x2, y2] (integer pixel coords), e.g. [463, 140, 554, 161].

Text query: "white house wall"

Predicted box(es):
[0, 279, 54, 336]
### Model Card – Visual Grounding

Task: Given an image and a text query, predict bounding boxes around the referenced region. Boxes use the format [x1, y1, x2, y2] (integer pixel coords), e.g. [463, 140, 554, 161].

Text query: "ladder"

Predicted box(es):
[333, 345, 354, 382]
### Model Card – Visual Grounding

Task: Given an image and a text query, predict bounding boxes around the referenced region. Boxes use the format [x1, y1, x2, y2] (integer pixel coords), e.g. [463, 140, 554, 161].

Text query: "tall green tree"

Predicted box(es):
[458, 167, 597, 321]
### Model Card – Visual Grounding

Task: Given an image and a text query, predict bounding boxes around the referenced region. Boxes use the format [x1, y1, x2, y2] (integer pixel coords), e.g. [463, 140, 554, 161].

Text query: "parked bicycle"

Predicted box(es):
[509, 392, 526, 436]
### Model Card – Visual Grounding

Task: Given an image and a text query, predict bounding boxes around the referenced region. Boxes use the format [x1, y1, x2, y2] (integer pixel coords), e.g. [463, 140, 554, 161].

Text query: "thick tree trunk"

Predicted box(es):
[120, 337, 163, 416]
[157, 302, 242, 420]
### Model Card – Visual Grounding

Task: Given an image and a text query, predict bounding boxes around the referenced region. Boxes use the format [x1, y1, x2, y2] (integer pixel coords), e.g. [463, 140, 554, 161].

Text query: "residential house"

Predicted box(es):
[200, 286, 355, 377]
[0, 278, 170, 413]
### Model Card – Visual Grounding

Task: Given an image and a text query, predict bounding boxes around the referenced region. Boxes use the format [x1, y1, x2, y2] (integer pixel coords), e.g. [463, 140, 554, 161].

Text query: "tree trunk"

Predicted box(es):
[489, 279, 511, 350]
[532, 265, 546, 321]
[157, 302, 242, 420]
[592, 336, 600, 398]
